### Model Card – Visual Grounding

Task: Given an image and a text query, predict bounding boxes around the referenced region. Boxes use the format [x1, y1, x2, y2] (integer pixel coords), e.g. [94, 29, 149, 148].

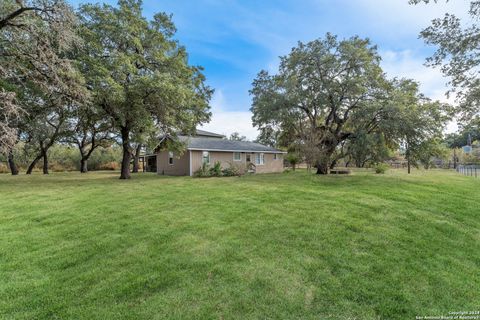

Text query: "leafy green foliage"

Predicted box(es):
[373, 163, 389, 174]
[221, 162, 241, 176]
[345, 131, 392, 167]
[1, 0, 88, 174]
[194, 161, 242, 177]
[384, 79, 451, 173]
[416, 139, 450, 169]
[285, 152, 301, 171]
[0, 142, 122, 172]
[444, 117, 480, 148]
[209, 161, 222, 177]
[193, 162, 211, 177]
[410, 0, 480, 122]
[78, 0, 212, 179]
[250, 33, 390, 174]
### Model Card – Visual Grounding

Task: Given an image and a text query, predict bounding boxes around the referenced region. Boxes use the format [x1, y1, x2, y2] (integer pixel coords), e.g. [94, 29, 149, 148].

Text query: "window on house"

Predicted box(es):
[255, 153, 265, 165]
[168, 151, 174, 165]
[202, 151, 210, 164]
[274, 153, 278, 160]
[233, 152, 241, 161]
[246, 154, 251, 162]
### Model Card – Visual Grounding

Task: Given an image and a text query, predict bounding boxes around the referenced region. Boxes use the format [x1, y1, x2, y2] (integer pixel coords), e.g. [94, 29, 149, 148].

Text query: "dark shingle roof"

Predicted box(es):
[178, 136, 285, 153]
[178, 129, 225, 138]
[194, 129, 225, 138]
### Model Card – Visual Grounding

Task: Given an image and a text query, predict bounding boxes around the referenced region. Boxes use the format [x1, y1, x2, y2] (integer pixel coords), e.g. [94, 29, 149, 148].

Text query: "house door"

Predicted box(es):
[146, 156, 157, 172]
[246, 153, 256, 173]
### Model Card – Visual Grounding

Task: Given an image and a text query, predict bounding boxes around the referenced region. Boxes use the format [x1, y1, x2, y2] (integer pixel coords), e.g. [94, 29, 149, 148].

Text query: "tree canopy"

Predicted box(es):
[251, 34, 453, 173]
[386, 79, 451, 172]
[78, 0, 213, 179]
[0, 1, 462, 176]
[0, 0, 87, 174]
[410, 0, 480, 122]
[251, 34, 390, 174]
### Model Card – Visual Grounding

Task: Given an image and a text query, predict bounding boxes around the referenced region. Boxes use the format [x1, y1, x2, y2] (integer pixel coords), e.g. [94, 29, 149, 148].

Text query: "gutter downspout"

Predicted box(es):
[189, 150, 192, 176]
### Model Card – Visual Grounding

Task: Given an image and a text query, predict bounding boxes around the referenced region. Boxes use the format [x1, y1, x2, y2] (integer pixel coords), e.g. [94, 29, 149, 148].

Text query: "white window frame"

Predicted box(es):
[202, 151, 210, 165]
[255, 153, 265, 165]
[273, 153, 278, 160]
[168, 151, 174, 165]
[233, 152, 241, 161]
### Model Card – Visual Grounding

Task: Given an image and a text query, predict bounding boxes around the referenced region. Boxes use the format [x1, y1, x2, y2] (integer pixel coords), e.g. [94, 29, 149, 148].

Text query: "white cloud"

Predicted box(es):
[381, 49, 453, 102]
[200, 111, 258, 140]
[350, 0, 471, 35]
[200, 90, 258, 140]
[381, 49, 460, 133]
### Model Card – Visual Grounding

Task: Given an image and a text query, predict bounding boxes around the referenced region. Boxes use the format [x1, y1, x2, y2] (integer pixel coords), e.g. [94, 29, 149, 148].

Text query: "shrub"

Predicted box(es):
[0, 162, 9, 174]
[88, 146, 123, 170]
[99, 161, 120, 171]
[195, 162, 242, 178]
[194, 162, 211, 177]
[373, 163, 389, 174]
[209, 161, 222, 177]
[285, 152, 301, 171]
[222, 162, 241, 177]
[50, 162, 75, 172]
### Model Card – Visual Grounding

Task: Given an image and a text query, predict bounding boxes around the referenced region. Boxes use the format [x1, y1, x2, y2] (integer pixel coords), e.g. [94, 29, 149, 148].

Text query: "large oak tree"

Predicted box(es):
[1, 0, 88, 174]
[79, 0, 212, 179]
[250, 34, 389, 174]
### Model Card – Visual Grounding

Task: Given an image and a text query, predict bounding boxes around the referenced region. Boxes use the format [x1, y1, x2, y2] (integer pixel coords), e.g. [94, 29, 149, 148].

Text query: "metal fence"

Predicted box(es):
[457, 165, 480, 178]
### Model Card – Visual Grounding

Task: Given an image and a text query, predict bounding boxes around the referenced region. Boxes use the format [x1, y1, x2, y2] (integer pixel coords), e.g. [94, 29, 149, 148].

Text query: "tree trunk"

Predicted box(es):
[453, 149, 457, 169]
[316, 147, 336, 175]
[26, 154, 43, 174]
[405, 142, 411, 174]
[80, 157, 88, 173]
[7, 150, 19, 175]
[361, 159, 369, 168]
[42, 150, 49, 174]
[120, 126, 131, 179]
[316, 162, 329, 174]
[355, 159, 362, 168]
[330, 159, 337, 170]
[132, 144, 141, 173]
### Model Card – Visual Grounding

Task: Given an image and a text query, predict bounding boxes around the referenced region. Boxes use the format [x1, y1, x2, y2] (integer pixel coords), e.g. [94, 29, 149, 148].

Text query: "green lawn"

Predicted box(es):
[0, 170, 479, 319]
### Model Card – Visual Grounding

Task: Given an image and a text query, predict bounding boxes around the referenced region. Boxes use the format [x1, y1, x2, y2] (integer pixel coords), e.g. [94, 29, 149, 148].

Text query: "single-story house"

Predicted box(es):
[143, 129, 286, 176]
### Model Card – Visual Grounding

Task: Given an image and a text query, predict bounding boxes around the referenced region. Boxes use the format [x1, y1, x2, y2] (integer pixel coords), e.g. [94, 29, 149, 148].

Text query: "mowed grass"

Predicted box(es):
[0, 170, 479, 319]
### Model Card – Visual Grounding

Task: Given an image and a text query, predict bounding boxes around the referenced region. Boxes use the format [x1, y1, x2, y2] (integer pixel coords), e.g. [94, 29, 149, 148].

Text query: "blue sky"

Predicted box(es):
[70, 0, 470, 139]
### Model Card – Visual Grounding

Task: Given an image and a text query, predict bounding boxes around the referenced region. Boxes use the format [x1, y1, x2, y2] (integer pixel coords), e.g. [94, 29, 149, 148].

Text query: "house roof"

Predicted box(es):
[179, 129, 225, 139]
[177, 135, 285, 153]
